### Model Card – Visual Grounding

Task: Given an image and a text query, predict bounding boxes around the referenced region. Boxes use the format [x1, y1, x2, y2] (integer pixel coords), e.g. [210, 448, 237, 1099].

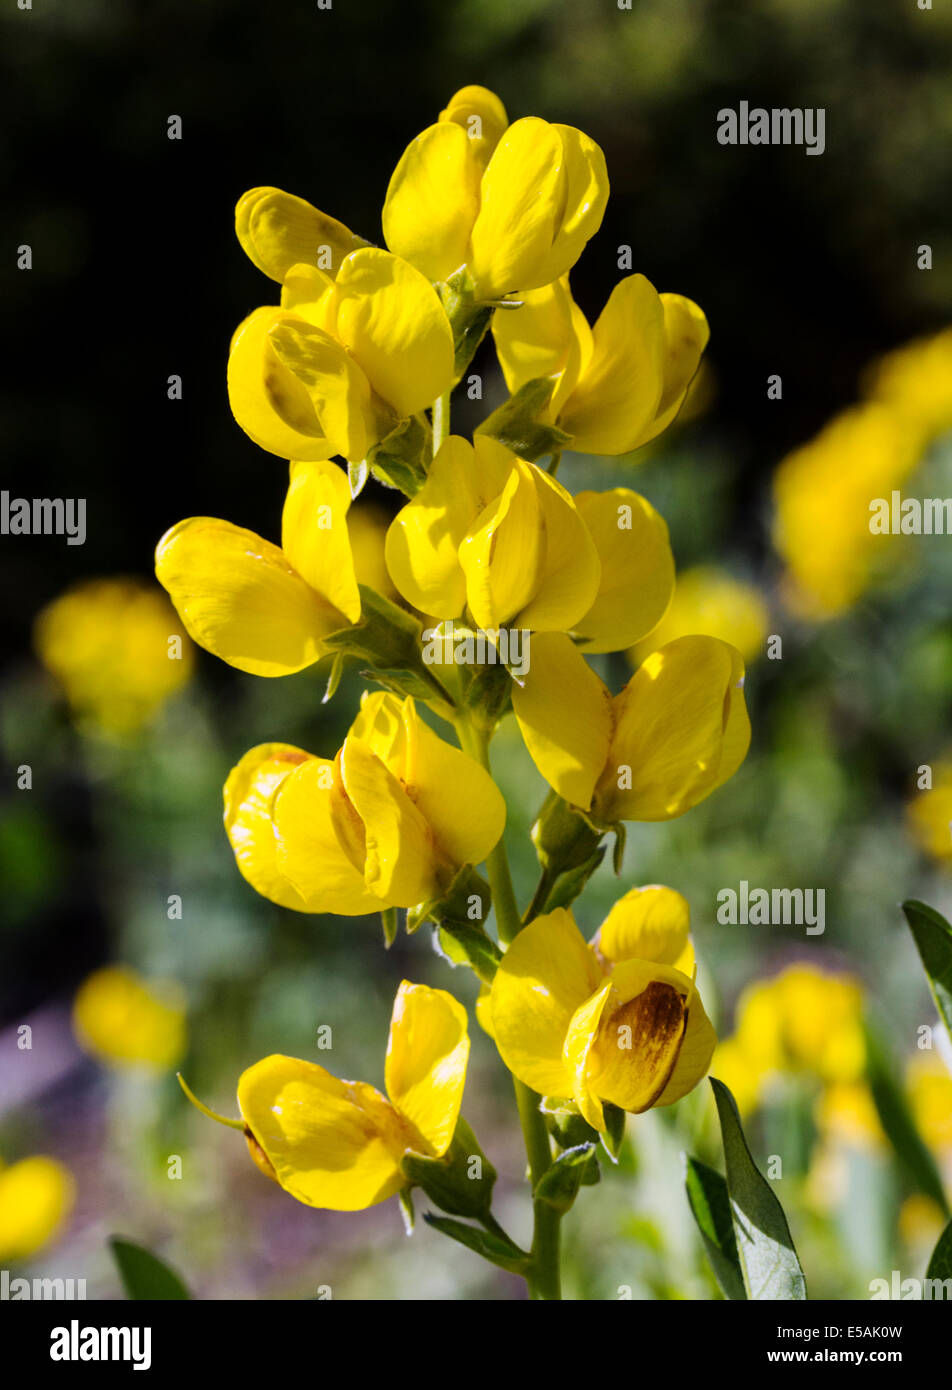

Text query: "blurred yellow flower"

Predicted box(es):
[906, 1053, 952, 1153]
[0, 1156, 74, 1262]
[493, 273, 708, 456]
[224, 693, 505, 914]
[629, 566, 768, 667]
[772, 402, 920, 619]
[34, 578, 193, 737]
[864, 327, 952, 453]
[489, 891, 715, 1131]
[238, 980, 469, 1210]
[156, 459, 361, 678]
[73, 966, 186, 1070]
[511, 631, 749, 820]
[906, 760, 952, 864]
[815, 1081, 885, 1151]
[898, 1193, 948, 1249]
[383, 87, 607, 300]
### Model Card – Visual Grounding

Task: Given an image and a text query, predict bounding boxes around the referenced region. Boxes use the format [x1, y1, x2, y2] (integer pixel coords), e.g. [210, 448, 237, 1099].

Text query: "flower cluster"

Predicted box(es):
[155, 85, 750, 1292]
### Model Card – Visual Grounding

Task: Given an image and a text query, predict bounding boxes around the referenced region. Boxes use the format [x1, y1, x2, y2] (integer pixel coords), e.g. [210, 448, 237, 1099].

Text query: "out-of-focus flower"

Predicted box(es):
[227, 248, 454, 462]
[772, 402, 920, 619]
[898, 1194, 947, 1250]
[511, 632, 749, 820]
[629, 566, 768, 667]
[863, 328, 952, 452]
[238, 981, 469, 1210]
[906, 760, 952, 864]
[156, 459, 360, 677]
[73, 966, 186, 1070]
[489, 891, 715, 1131]
[0, 1156, 75, 1262]
[493, 274, 708, 456]
[383, 87, 607, 300]
[715, 965, 867, 1115]
[906, 1053, 952, 1155]
[224, 693, 505, 914]
[815, 1081, 885, 1152]
[34, 578, 193, 737]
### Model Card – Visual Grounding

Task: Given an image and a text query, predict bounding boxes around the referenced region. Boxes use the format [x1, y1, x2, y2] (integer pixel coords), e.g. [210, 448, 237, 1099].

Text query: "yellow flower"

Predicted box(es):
[235, 186, 369, 283]
[489, 892, 715, 1131]
[383, 87, 607, 299]
[34, 578, 193, 737]
[385, 433, 600, 631]
[0, 1156, 75, 1262]
[906, 1054, 952, 1154]
[906, 760, 952, 864]
[732, 965, 866, 1088]
[815, 1082, 885, 1151]
[710, 1037, 764, 1118]
[238, 980, 469, 1210]
[156, 459, 360, 676]
[511, 631, 749, 820]
[227, 247, 454, 462]
[347, 501, 400, 602]
[385, 435, 673, 650]
[863, 327, 952, 453]
[73, 966, 186, 1069]
[629, 566, 769, 667]
[772, 402, 920, 619]
[492, 274, 708, 455]
[224, 693, 506, 914]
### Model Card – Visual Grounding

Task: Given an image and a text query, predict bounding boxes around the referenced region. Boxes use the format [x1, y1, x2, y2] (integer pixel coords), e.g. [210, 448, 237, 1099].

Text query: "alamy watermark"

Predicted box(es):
[716, 881, 825, 935]
[869, 491, 952, 535]
[717, 102, 825, 156]
[1, 490, 86, 545]
[422, 620, 530, 678]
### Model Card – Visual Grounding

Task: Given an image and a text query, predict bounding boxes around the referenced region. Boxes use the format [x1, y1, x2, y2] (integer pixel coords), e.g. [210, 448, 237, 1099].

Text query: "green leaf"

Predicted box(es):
[685, 1155, 747, 1301]
[902, 899, 952, 1042]
[109, 1238, 189, 1300]
[600, 1102, 626, 1162]
[380, 907, 398, 948]
[709, 1077, 808, 1300]
[423, 1214, 529, 1274]
[434, 922, 501, 985]
[864, 1021, 950, 1216]
[475, 376, 572, 463]
[403, 1117, 497, 1218]
[368, 414, 430, 497]
[926, 1216, 952, 1282]
[534, 1143, 596, 1214]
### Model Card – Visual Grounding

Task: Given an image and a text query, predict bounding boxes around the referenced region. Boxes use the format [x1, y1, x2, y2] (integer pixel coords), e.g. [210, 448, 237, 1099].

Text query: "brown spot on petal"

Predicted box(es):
[590, 981, 687, 1114]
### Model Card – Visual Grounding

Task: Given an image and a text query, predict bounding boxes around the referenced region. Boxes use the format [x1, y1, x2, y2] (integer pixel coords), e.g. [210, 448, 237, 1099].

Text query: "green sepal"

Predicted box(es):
[463, 659, 514, 731]
[380, 907, 398, 949]
[402, 1117, 497, 1219]
[542, 846, 607, 915]
[612, 822, 627, 876]
[407, 862, 491, 933]
[323, 586, 454, 715]
[535, 1143, 597, 1214]
[541, 1097, 600, 1150]
[321, 650, 346, 705]
[600, 1102, 626, 1162]
[398, 1187, 415, 1235]
[347, 457, 369, 498]
[475, 375, 572, 463]
[434, 922, 501, 986]
[368, 414, 431, 497]
[423, 1214, 530, 1274]
[439, 269, 494, 381]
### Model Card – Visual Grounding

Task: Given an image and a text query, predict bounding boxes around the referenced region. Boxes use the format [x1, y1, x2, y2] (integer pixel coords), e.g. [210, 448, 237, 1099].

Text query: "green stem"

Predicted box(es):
[454, 709, 563, 1299]
[432, 389, 451, 455]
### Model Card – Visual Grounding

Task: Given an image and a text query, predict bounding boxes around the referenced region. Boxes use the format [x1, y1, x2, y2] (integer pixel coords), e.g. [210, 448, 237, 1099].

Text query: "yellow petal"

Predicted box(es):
[459, 460, 544, 629]
[270, 758, 382, 915]
[223, 743, 316, 911]
[572, 489, 675, 652]
[655, 983, 717, 1106]
[439, 85, 508, 165]
[235, 187, 365, 282]
[596, 885, 691, 967]
[227, 307, 337, 461]
[155, 517, 343, 676]
[281, 460, 361, 623]
[639, 294, 710, 445]
[514, 468, 601, 632]
[562, 979, 614, 1131]
[491, 278, 584, 415]
[560, 274, 666, 455]
[383, 122, 481, 284]
[267, 316, 379, 462]
[238, 1055, 409, 1211]
[333, 248, 454, 418]
[510, 632, 613, 810]
[0, 1157, 74, 1262]
[384, 436, 483, 617]
[469, 118, 564, 299]
[489, 909, 605, 1097]
[338, 736, 438, 907]
[595, 635, 750, 822]
[583, 961, 691, 1115]
[529, 124, 609, 289]
[348, 690, 409, 773]
[280, 262, 337, 329]
[385, 980, 470, 1156]
[402, 698, 506, 867]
